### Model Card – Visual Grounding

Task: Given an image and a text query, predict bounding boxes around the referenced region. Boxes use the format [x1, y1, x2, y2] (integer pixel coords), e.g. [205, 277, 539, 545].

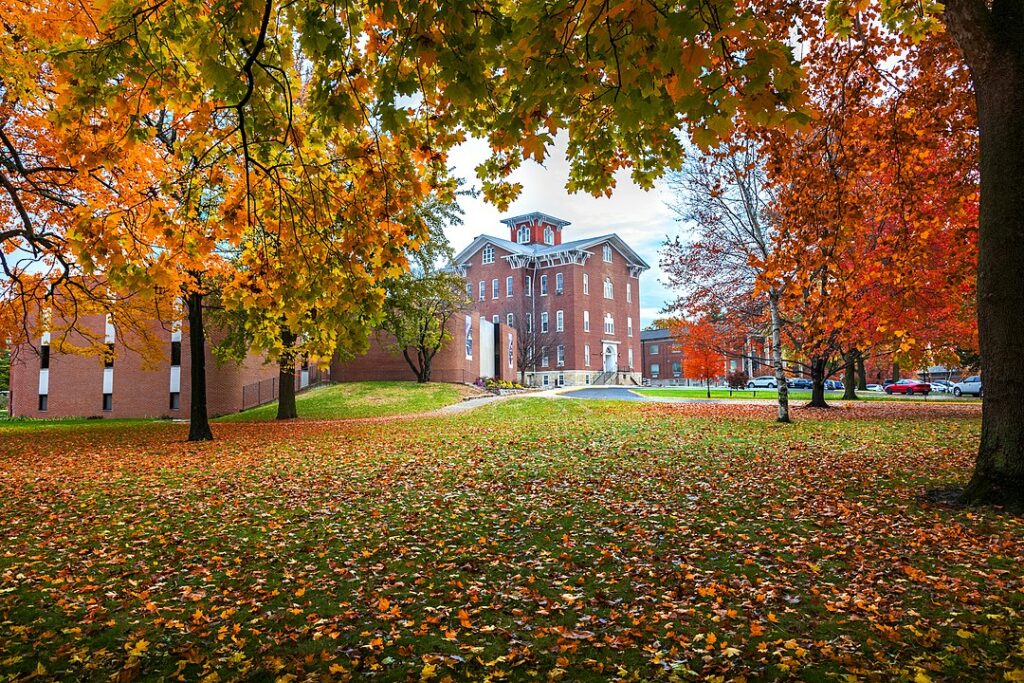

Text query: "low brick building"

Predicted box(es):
[639, 328, 686, 385]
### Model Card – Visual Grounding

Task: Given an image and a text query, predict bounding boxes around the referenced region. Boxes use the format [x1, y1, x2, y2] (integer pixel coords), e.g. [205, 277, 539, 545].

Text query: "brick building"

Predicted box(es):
[453, 212, 649, 387]
[7, 314, 282, 419]
[639, 327, 686, 385]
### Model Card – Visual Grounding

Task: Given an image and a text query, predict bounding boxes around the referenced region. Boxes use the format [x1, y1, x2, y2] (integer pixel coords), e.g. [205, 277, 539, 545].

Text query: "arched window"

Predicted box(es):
[517, 225, 530, 243]
[603, 244, 613, 262]
[482, 245, 495, 264]
[544, 226, 554, 245]
[603, 277, 613, 299]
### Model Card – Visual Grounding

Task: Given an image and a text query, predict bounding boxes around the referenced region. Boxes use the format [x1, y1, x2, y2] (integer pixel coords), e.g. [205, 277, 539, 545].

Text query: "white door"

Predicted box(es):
[603, 344, 616, 372]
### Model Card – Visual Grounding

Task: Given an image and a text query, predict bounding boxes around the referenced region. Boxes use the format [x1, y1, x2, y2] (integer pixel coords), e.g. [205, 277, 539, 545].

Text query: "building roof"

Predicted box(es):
[454, 231, 651, 272]
[499, 212, 571, 228]
[640, 328, 674, 342]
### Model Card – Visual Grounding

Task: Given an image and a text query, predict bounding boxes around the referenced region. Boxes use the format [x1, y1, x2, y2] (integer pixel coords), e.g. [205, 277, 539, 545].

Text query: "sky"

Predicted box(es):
[445, 132, 683, 329]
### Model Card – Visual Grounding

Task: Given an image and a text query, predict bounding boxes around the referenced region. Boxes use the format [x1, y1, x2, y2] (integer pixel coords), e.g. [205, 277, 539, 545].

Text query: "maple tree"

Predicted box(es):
[676, 318, 726, 398]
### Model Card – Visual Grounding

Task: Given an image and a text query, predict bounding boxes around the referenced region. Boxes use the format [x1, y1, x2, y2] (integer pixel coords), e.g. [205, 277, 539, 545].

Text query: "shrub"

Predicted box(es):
[726, 370, 750, 390]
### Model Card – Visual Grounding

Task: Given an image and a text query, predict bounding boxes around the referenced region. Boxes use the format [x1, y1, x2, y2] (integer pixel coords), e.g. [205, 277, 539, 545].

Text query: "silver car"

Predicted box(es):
[953, 375, 983, 397]
[747, 375, 779, 389]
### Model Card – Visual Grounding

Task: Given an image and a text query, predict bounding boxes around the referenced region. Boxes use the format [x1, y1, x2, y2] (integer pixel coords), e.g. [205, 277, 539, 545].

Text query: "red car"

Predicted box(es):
[885, 379, 931, 396]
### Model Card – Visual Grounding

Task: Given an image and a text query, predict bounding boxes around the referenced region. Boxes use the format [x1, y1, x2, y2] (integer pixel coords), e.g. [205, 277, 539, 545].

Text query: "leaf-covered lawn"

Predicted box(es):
[1, 399, 1021, 681]
[633, 387, 980, 402]
[217, 381, 471, 422]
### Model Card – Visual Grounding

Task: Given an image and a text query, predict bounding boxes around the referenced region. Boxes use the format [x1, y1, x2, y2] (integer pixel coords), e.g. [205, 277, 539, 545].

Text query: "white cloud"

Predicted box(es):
[446, 132, 682, 328]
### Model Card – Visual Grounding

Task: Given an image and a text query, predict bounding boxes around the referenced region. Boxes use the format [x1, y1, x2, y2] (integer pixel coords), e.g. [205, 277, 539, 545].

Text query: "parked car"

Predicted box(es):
[747, 375, 779, 389]
[787, 378, 813, 390]
[865, 384, 884, 392]
[930, 380, 955, 394]
[885, 379, 932, 395]
[953, 375, 983, 397]
[824, 379, 845, 390]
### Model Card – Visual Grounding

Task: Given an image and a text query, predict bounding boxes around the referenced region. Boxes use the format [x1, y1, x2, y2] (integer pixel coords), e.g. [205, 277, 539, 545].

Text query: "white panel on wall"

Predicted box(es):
[300, 369, 310, 388]
[38, 369, 49, 394]
[102, 367, 114, 393]
[104, 315, 115, 343]
[169, 366, 181, 393]
[479, 317, 495, 378]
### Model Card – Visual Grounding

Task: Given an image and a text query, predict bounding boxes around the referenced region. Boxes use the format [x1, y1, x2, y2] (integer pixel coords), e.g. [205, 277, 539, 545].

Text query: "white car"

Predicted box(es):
[865, 384, 884, 392]
[953, 375, 983, 397]
[747, 376, 779, 389]
[930, 380, 955, 394]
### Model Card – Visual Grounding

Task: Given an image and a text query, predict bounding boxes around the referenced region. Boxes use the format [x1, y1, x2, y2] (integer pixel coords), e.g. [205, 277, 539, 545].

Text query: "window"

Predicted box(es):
[482, 245, 495, 264]
[672, 361, 682, 377]
[492, 278, 499, 299]
[628, 348, 633, 369]
[626, 283, 632, 303]
[40, 344, 50, 369]
[170, 340, 181, 366]
[627, 317, 633, 337]
[466, 282, 473, 299]
[651, 363, 660, 379]
[556, 310, 564, 332]
[479, 281, 485, 301]
[543, 374, 550, 387]
[650, 344, 660, 355]
[603, 244, 613, 262]
[583, 310, 590, 332]
[518, 224, 530, 243]
[555, 272, 564, 294]
[544, 226, 554, 245]
[584, 344, 591, 366]
[506, 276, 513, 297]
[104, 342, 115, 368]
[38, 394, 48, 412]
[541, 312, 549, 333]
[465, 315, 473, 359]
[102, 393, 113, 411]
[526, 276, 533, 297]
[583, 273, 589, 295]
[507, 313, 515, 326]
[540, 275, 548, 296]
[603, 277, 613, 299]
[557, 372, 564, 386]
[170, 391, 180, 410]
[585, 374, 591, 384]
[557, 345, 565, 367]
[525, 313, 533, 333]
[492, 315, 499, 324]
[541, 347, 549, 367]
[604, 314, 614, 334]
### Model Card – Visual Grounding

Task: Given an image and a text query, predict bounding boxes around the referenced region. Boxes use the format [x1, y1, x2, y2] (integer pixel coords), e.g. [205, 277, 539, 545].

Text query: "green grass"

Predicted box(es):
[216, 380, 467, 421]
[633, 386, 980, 402]
[0, 398, 1017, 681]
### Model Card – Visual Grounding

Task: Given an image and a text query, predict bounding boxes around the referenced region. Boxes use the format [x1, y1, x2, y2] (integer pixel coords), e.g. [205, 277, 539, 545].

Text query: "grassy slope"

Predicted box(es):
[216, 381, 467, 421]
[0, 399, 1019, 681]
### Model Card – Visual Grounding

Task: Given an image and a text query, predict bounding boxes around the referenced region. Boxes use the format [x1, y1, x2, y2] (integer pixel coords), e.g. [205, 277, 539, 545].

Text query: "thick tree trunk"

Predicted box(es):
[276, 328, 298, 420]
[807, 356, 829, 408]
[943, 8, 1024, 508]
[856, 351, 867, 391]
[186, 291, 213, 441]
[769, 291, 790, 423]
[418, 352, 432, 383]
[891, 360, 900, 384]
[842, 350, 859, 400]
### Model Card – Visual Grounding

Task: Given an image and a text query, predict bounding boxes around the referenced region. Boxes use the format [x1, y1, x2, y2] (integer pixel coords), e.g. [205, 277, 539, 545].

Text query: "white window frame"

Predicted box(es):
[544, 226, 554, 245]
[492, 314, 499, 324]
[525, 313, 533, 333]
[628, 348, 633, 369]
[482, 245, 495, 264]
[583, 310, 590, 332]
[556, 310, 564, 332]
[492, 278, 499, 299]
[604, 314, 614, 335]
[583, 273, 589, 295]
[479, 281, 485, 301]
[517, 225, 530, 243]
[651, 362, 660, 379]
[541, 347, 549, 367]
[603, 244, 613, 262]
[555, 272, 563, 294]
[650, 344, 659, 355]
[541, 312, 549, 333]
[626, 283, 632, 303]
[540, 275, 548, 296]
[557, 344, 565, 367]
[507, 313, 514, 326]
[506, 276, 513, 297]
[526, 275, 533, 297]
[628, 317, 633, 337]
[584, 344, 591, 366]
[603, 278, 613, 299]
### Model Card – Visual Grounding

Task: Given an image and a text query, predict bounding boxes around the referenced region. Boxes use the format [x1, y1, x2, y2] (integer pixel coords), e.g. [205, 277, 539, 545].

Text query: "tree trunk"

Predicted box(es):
[706, 376, 711, 399]
[186, 290, 213, 441]
[891, 360, 900, 384]
[419, 351, 432, 383]
[943, 6, 1024, 508]
[276, 328, 298, 420]
[856, 351, 867, 391]
[842, 350, 858, 400]
[807, 356, 829, 408]
[769, 291, 790, 423]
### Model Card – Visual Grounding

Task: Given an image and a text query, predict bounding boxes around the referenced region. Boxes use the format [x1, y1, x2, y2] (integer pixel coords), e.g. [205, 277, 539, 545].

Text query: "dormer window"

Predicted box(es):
[482, 245, 495, 264]
[544, 226, 555, 245]
[517, 225, 531, 243]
